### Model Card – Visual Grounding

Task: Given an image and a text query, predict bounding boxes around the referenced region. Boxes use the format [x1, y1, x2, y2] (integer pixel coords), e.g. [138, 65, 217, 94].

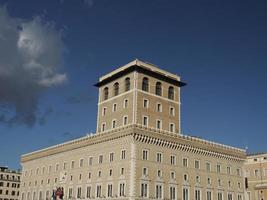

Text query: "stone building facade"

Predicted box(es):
[20, 59, 246, 200]
[244, 153, 267, 200]
[0, 166, 21, 200]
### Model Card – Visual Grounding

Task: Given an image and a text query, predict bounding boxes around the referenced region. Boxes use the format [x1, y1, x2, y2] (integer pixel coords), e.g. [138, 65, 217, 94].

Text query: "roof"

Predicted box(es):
[94, 59, 186, 87]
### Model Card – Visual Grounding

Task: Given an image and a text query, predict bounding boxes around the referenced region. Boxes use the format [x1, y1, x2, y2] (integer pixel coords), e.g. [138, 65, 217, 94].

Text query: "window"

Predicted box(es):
[141, 183, 148, 197]
[98, 171, 102, 178]
[207, 177, 211, 185]
[218, 178, 221, 186]
[63, 163, 66, 170]
[183, 188, 189, 200]
[157, 103, 162, 112]
[156, 82, 162, 96]
[107, 184, 113, 197]
[217, 164, 221, 173]
[103, 87, 109, 100]
[124, 99, 128, 108]
[170, 187, 176, 200]
[170, 107, 175, 116]
[195, 189, 201, 200]
[101, 123, 106, 132]
[156, 120, 162, 130]
[156, 153, 162, 163]
[168, 86, 174, 100]
[206, 162, 211, 172]
[142, 77, 149, 92]
[237, 194, 242, 200]
[170, 171, 176, 179]
[88, 157, 93, 166]
[79, 159, 84, 167]
[196, 175, 200, 183]
[119, 183, 125, 197]
[71, 161, 75, 169]
[123, 116, 128, 125]
[170, 155, 176, 165]
[68, 188, 73, 198]
[218, 192, 223, 200]
[112, 120, 116, 129]
[227, 166, 231, 175]
[237, 168, 241, 176]
[207, 191, 212, 200]
[156, 184, 163, 199]
[121, 168, 124, 175]
[112, 103, 117, 112]
[183, 158, 188, 167]
[142, 150, 149, 160]
[143, 116, 148, 127]
[121, 150, 126, 160]
[88, 172, 91, 179]
[183, 174, 188, 181]
[114, 82, 119, 96]
[99, 155, 103, 164]
[169, 123, 175, 133]
[102, 107, 107, 116]
[254, 169, 260, 177]
[125, 77, 130, 91]
[109, 152, 114, 162]
[143, 167, 148, 176]
[195, 160, 200, 169]
[77, 187, 82, 198]
[96, 185, 102, 198]
[86, 186, 91, 198]
[227, 193, 233, 200]
[143, 99, 149, 108]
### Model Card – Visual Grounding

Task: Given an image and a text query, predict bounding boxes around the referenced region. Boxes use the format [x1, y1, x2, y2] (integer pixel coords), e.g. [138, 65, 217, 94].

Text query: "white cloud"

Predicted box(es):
[0, 5, 67, 127]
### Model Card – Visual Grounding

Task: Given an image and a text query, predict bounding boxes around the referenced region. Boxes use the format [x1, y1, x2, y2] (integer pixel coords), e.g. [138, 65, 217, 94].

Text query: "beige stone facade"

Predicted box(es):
[0, 167, 21, 200]
[20, 59, 247, 200]
[244, 153, 267, 200]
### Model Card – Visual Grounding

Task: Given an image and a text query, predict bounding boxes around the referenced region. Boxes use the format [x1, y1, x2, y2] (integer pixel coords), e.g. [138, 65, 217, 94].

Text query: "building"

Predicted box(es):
[244, 153, 267, 200]
[0, 166, 21, 200]
[21, 59, 246, 200]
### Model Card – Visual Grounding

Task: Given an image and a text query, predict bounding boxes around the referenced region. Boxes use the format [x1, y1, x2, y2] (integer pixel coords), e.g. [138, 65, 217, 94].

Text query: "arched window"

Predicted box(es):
[142, 77, 149, 92]
[103, 87, 109, 100]
[114, 82, 119, 96]
[155, 82, 162, 96]
[168, 86, 174, 100]
[125, 77, 130, 91]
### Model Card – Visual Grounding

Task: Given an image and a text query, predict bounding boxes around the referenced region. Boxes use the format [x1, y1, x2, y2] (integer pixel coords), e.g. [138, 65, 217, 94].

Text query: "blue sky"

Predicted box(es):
[0, 0, 266, 170]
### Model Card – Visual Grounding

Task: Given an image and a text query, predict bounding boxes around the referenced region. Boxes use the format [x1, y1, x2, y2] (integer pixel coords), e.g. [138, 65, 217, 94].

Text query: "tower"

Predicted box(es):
[95, 59, 186, 134]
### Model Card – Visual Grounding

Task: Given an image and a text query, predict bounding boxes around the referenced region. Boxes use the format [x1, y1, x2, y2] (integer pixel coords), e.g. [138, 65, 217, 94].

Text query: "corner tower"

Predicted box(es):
[95, 59, 186, 134]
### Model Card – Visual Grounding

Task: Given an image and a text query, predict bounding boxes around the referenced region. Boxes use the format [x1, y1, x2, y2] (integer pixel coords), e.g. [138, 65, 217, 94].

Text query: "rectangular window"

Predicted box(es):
[119, 183, 125, 197]
[227, 193, 233, 200]
[77, 187, 82, 198]
[156, 153, 162, 163]
[238, 194, 242, 200]
[218, 192, 223, 200]
[169, 123, 175, 133]
[79, 159, 84, 167]
[157, 103, 162, 112]
[195, 160, 200, 169]
[124, 99, 128, 108]
[112, 103, 117, 112]
[170, 171, 176, 179]
[121, 150, 126, 160]
[195, 189, 201, 200]
[102, 107, 107, 116]
[109, 153, 114, 162]
[183, 188, 189, 200]
[183, 158, 188, 167]
[255, 169, 260, 177]
[227, 166, 231, 175]
[142, 150, 148, 160]
[143, 167, 148, 176]
[170, 186, 176, 200]
[170, 155, 176, 165]
[101, 123, 106, 132]
[88, 157, 93, 166]
[71, 161, 75, 169]
[99, 155, 103, 164]
[96, 185, 102, 198]
[86, 186, 91, 198]
[143, 116, 148, 127]
[217, 164, 221, 173]
[143, 99, 149, 108]
[170, 107, 175, 116]
[141, 183, 148, 197]
[123, 116, 128, 125]
[156, 184, 163, 199]
[107, 184, 113, 197]
[237, 168, 241, 176]
[207, 191, 212, 200]
[206, 162, 211, 172]
[156, 120, 162, 130]
[112, 120, 116, 129]
[68, 188, 73, 198]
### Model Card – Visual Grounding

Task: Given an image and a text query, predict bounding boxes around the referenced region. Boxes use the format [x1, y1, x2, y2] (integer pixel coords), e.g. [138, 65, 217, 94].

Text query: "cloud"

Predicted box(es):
[0, 5, 67, 127]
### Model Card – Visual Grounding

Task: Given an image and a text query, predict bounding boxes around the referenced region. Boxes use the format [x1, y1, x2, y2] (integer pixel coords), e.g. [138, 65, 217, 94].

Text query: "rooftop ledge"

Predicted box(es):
[22, 124, 245, 160]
